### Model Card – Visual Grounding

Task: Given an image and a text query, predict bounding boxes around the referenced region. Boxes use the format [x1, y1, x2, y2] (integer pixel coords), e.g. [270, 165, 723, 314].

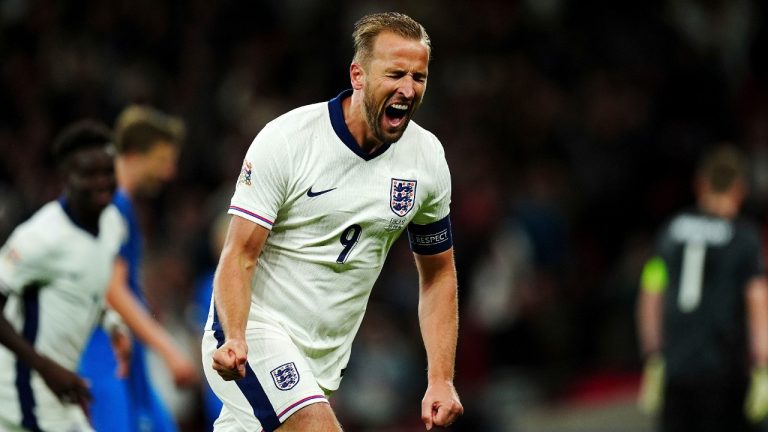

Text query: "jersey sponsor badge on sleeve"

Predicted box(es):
[2, 248, 21, 266]
[238, 159, 253, 186]
[271, 362, 300, 390]
[390, 178, 417, 217]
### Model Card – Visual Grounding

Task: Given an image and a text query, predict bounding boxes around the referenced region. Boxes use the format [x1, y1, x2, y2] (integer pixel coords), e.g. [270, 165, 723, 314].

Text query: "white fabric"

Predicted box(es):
[0, 201, 125, 429]
[211, 97, 451, 392]
[202, 323, 328, 431]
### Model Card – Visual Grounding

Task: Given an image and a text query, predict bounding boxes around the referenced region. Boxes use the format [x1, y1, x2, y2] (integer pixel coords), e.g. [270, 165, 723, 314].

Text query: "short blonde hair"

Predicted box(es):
[114, 105, 185, 154]
[352, 12, 431, 66]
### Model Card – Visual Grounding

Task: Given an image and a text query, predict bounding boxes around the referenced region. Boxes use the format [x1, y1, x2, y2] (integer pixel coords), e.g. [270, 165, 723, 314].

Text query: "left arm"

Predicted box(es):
[106, 257, 199, 387]
[414, 247, 463, 429]
[744, 275, 768, 423]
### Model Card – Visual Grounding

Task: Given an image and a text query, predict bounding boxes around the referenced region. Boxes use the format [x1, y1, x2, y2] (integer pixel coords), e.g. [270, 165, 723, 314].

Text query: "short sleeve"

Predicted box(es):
[407, 136, 453, 255]
[411, 138, 451, 225]
[228, 122, 291, 229]
[0, 225, 50, 296]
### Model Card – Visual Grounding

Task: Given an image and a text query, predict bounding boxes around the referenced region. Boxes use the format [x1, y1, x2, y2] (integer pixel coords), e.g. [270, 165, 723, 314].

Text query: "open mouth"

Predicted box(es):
[384, 103, 409, 127]
[90, 185, 115, 205]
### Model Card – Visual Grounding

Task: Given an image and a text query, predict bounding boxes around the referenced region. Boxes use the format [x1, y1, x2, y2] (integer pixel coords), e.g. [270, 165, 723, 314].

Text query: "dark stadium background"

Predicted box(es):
[2, 1, 768, 430]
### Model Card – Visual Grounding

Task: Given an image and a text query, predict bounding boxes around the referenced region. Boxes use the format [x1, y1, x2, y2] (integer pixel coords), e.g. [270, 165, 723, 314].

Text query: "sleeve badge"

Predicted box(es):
[238, 159, 253, 186]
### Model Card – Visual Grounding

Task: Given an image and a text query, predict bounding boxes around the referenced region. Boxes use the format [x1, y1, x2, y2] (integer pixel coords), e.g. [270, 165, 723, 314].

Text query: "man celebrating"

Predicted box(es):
[203, 11, 463, 431]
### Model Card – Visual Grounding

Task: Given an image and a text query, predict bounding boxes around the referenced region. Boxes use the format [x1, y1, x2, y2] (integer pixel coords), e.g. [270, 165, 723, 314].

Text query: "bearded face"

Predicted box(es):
[359, 32, 429, 146]
[361, 80, 417, 145]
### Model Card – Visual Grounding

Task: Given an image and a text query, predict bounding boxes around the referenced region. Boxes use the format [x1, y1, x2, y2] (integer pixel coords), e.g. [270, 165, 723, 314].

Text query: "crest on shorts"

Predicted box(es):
[238, 159, 253, 186]
[271, 362, 300, 391]
[390, 178, 417, 217]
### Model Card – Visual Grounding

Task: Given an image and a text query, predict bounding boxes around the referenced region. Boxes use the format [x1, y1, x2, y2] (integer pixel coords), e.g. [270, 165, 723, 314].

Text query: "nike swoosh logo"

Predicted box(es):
[306, 187, 337, 197]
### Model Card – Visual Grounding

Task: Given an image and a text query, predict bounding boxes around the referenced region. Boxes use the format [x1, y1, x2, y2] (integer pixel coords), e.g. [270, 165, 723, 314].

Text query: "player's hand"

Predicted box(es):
[36, 355, 92, 408]
[109, 328, 132, 378]
[638, 354, 664, 415]
[421, 380, 463, 430]
[166, 352, 200, 387]
[745, 366, 768, 423]
[212, 338, 248, 381]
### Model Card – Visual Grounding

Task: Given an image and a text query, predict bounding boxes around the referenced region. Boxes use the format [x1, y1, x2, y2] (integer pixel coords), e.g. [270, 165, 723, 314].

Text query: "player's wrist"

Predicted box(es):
[220, 324, 246, 342]
[426, 374, 455, 387]
[28, 353, 49, 372]
[750, 353, 768, 370]
[644, 353, 664, 370]
[224, 334, 247, 344]
[643, 350, 662, 362]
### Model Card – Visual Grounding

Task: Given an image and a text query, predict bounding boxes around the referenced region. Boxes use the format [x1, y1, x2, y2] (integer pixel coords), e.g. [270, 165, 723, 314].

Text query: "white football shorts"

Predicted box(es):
[202, 320, 329, 432]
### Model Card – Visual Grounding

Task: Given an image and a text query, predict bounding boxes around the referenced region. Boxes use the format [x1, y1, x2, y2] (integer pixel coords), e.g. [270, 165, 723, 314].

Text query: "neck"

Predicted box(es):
[62, 197, 100, 234]
[699, 193, 738, 219]
[344, 91, 384, 154]
[115, 157, 137, 198]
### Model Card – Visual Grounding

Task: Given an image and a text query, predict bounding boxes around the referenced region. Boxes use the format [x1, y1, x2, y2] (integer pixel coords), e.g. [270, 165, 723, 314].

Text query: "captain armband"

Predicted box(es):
[407, 215, 453, 255]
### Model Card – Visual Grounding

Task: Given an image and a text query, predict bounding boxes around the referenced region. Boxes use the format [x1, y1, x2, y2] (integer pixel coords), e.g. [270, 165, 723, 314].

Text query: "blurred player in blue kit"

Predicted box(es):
[79, 105, 198, 432]
[203, 11, 464, 431]
[637, 145, 768, 431]
[0, 120, 125, 431]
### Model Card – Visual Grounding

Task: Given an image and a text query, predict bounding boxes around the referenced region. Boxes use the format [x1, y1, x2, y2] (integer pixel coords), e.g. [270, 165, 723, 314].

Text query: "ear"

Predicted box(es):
[350, 63, 365, 90]
[732, 176, 748, 201]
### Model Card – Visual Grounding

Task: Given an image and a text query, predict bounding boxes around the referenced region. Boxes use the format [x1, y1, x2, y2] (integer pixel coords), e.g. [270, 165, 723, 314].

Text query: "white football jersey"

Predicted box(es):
[212, 90, 452, 391]
[0, 200, 125, 429]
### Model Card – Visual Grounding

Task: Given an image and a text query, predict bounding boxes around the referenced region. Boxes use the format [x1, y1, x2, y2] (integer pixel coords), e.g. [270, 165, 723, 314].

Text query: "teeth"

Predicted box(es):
[390, 104, 408, 111]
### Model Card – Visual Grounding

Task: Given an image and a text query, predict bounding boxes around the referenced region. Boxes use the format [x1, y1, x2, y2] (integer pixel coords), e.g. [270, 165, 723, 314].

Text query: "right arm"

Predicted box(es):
[637, 289, 663, 357]
[746, 276, 768, 368]
[744, 275, 768, 424]
[636, 256, 668, 415]
[211, 215, 269, 380]
[637, 256, 667, 358]
[0, 229, 90, 407]
[0, 292, 91, 406]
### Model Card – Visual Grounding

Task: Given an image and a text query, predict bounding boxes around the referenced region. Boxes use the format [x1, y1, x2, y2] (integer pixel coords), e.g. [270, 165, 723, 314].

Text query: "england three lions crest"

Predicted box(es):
[271, 362, 300, 391]
[390, 178, 417, 217]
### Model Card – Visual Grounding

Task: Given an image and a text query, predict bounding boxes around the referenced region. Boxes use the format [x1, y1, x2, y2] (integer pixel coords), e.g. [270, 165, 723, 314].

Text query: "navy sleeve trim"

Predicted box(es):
[407, 215, 453, 255]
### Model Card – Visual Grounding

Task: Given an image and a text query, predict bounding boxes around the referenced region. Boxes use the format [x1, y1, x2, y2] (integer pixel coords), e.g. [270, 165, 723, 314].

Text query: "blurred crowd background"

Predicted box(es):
[2, 0, 768, 431]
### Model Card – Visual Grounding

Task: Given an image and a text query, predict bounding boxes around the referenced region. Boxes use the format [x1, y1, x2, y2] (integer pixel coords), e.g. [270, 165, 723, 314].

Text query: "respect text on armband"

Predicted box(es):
[413, 229, 449, 245]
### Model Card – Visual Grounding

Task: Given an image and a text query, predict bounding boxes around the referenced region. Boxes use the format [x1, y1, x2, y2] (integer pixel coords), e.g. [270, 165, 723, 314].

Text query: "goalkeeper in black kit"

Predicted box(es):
[637, 144, 768, 432]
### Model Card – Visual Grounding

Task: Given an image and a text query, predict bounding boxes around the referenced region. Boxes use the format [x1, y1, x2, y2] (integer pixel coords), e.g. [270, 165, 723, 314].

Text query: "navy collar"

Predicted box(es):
[328, 89, 392, 161]
[58, 196, 99, 237]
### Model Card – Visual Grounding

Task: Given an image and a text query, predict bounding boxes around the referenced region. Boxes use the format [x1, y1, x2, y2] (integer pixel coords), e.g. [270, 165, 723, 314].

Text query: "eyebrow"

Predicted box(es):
[385, 67, 428, 77]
